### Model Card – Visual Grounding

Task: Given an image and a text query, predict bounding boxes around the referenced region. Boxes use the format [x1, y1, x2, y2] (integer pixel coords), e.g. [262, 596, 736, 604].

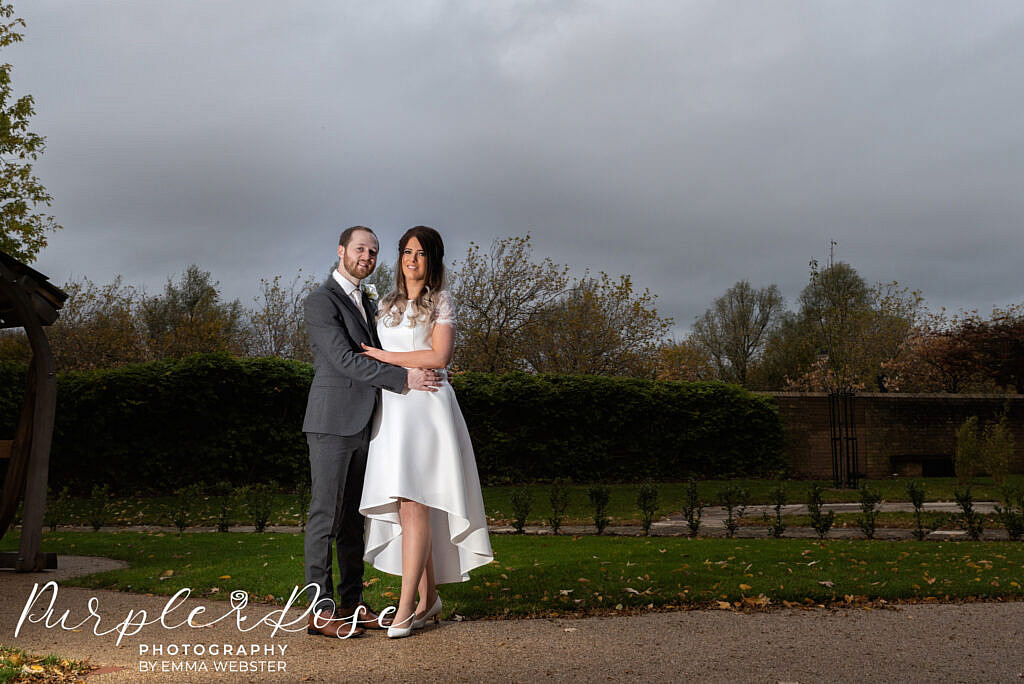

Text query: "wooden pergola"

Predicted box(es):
[0, 250, 66, 571]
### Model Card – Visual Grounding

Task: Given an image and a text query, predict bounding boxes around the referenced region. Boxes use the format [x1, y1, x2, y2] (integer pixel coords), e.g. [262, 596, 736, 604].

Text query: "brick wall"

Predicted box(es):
[769, 393, 1024, 479]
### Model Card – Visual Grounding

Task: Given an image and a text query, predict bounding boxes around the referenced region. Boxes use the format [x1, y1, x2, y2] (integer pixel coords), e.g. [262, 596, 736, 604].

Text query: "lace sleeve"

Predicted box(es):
[434, 290, 456, 326]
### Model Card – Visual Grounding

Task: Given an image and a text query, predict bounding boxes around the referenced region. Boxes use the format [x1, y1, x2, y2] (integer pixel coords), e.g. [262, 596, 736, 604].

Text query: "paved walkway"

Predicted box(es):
[3, 556, 1023, 682]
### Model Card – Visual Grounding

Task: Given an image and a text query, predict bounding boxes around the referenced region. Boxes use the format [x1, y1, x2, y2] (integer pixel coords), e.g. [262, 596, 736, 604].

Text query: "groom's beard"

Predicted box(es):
[343, 254, 374, 280]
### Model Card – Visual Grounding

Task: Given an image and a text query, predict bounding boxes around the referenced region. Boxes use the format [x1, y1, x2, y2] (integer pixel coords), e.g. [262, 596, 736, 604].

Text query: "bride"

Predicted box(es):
[358, 225, 493, 638]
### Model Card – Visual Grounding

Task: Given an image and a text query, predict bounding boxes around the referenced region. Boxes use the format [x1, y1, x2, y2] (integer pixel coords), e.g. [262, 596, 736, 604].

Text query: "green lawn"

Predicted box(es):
[42, 476, 1024, 529]
[3, 531, 1023, 617]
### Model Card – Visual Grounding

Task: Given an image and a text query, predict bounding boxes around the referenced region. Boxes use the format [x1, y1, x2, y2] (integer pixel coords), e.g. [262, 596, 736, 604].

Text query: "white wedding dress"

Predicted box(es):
[359, 291, 493, 584]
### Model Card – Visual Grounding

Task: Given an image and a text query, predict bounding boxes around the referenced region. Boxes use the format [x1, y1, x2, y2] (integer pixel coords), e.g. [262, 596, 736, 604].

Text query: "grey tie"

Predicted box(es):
[350, 288, 367, 323]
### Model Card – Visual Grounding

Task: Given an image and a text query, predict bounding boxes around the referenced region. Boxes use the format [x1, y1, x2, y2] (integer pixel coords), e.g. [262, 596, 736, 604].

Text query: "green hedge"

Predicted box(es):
[1, 355, 312, 493]
[0, 356, 784, 492]
[454, 371, 783, 483]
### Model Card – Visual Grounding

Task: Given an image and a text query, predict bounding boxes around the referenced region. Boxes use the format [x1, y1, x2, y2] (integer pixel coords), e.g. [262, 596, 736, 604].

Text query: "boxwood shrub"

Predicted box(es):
[0, 355, 783, 492]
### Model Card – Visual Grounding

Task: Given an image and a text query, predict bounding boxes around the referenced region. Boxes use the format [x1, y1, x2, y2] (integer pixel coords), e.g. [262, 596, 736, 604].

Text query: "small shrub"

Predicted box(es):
[954, 486, 984, 541]
[547, 477, 571, 534]
[981, 412, 1014, 486]
[806, 484, 835, 540]
[681, 478, 703, 538]
[239, 481, 276, 533]
[168, 483, 204, 534]
[994, 486, 1024, 541]
[856, 485, 883, 539]
[44, 486, 72, 532]
[637, 482, 659, 536]
[954, 416, 980, 486]
[86, 484, 111, 531]
[905, 480, 928, 541]
[763, 482, 787, 538]
[510, 485, 532, 534]
[212, 481, 233, 533]
[588, 485, 611, 535]
[717, 484, 750, 538]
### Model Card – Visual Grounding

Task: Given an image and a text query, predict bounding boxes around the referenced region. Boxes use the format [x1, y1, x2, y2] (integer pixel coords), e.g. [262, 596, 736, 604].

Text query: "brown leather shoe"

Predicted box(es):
[338, 602, 389, 630]
[307, 609, 364, 638]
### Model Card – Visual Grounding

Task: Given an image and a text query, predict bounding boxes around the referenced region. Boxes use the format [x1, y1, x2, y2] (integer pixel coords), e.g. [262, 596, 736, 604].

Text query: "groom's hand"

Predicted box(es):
[406, 368, 442, 392]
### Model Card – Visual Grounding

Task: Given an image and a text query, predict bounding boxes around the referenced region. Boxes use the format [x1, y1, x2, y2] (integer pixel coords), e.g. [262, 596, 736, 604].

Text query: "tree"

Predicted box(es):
[521, 272, 673, 377]
[247, 271, 317, 361]
[363, 260, 394, 297]
[881, 309, 986, 393]
[751, 264, 923, 392]
[777, 263, 922, 391]
[656, 338, 715, 382]
[138, 265, 246, 358]
[962, 305, 1024, 394]
[748, 311, 816, 390]
[690, 280, 783, 385]
[0, 3, 60, 262]
[46, 275, 145, 370]
[451, 235, 569, 372]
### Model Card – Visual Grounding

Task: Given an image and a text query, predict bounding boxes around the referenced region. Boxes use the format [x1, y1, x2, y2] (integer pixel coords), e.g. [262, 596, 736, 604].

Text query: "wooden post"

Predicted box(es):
[0, 264, 57, 571]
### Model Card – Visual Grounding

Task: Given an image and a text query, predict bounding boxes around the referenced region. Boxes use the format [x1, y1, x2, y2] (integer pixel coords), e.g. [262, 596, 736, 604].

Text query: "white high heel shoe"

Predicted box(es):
[386, 611, 416, 639]
[412, 595, 442, 629]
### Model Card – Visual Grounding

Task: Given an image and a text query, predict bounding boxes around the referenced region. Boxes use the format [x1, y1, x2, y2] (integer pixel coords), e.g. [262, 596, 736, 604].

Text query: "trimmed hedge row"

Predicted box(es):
[454, 371, 784, 482]
[0, 355, 784, 492]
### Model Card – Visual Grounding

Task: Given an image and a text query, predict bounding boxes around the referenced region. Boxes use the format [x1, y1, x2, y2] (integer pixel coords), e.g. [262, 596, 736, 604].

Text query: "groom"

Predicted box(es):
[303, 225, 440, 638]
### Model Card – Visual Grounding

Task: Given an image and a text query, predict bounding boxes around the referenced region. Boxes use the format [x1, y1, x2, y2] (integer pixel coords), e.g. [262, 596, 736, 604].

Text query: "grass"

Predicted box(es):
[3, 531, 1023, 618]
[0, 645, 94, 683]
[41, 476, 1024, 529]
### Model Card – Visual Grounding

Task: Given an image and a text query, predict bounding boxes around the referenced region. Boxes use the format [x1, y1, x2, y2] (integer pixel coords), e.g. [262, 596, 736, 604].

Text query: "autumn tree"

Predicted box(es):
[0, 3, 60, 262]
[963, 305, 1024, 393]
[521, 272, 673, 377]
[881, 309, 985, 392]
[247, 271, 317, 361]
[690, 280, 783, 385]
[656, 338, 715, 382]
[451, 235, 569, 373]
[754, 264, 923, 391]
[46, 276, 146, 370]
[138, 265, 246, 358]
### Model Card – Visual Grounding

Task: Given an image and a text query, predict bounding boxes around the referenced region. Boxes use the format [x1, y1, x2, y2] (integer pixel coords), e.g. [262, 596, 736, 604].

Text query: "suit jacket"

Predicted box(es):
[302, 276, 407, 436]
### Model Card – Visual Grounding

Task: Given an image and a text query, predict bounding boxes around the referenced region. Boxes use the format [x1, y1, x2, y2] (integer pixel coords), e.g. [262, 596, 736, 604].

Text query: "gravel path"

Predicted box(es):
[3, 556, 1023, 682]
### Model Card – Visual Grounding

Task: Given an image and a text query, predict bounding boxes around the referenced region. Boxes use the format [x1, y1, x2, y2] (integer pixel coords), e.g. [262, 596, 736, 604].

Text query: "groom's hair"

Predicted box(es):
[339, 225, 377, 247]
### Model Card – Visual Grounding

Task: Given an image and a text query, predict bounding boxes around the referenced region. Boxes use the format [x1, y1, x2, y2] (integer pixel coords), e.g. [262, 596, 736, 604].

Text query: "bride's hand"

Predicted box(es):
[360, 343, 390, 363]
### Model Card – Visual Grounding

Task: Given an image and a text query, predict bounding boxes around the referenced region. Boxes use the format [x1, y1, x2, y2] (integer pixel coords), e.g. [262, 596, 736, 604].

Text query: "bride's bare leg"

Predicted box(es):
[416, 547, 437, 615]
[396, 499, 430, 626]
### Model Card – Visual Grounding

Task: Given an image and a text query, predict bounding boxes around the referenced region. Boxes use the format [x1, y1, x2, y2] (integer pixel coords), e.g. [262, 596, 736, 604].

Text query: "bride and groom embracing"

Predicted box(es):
[301, 225, 493, 639]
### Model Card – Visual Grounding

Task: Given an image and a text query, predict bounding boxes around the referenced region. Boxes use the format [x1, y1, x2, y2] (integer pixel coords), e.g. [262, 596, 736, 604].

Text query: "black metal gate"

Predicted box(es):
[828, 389, 860, 488]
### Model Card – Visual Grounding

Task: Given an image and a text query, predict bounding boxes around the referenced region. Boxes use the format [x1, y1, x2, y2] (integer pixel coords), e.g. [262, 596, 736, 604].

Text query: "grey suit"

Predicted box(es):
[303, 276, 406, 613]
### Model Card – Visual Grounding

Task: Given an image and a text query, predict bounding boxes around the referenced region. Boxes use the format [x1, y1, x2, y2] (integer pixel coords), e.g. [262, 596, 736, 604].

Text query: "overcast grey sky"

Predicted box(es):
[10, 1, 1024, 336]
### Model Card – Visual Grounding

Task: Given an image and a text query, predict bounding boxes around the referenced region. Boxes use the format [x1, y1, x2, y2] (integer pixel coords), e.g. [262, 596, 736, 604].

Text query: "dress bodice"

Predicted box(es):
[376, 291, 455, 354]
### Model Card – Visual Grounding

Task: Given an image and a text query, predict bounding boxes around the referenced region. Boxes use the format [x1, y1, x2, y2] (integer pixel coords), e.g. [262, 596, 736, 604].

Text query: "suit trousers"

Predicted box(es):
[304, 428, 370, 613]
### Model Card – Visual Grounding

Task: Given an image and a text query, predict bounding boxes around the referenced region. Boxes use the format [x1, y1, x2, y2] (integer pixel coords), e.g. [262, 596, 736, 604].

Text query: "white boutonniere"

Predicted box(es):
[361, 283, 379, 301]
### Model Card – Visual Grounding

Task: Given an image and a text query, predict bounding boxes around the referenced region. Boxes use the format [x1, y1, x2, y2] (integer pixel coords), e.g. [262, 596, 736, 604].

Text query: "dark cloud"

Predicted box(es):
[10, 1, 1024, 334]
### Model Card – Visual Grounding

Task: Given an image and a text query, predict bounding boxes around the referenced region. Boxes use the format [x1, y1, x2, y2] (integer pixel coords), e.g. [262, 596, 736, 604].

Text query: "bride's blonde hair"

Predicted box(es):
[377, 226, 447, 327]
